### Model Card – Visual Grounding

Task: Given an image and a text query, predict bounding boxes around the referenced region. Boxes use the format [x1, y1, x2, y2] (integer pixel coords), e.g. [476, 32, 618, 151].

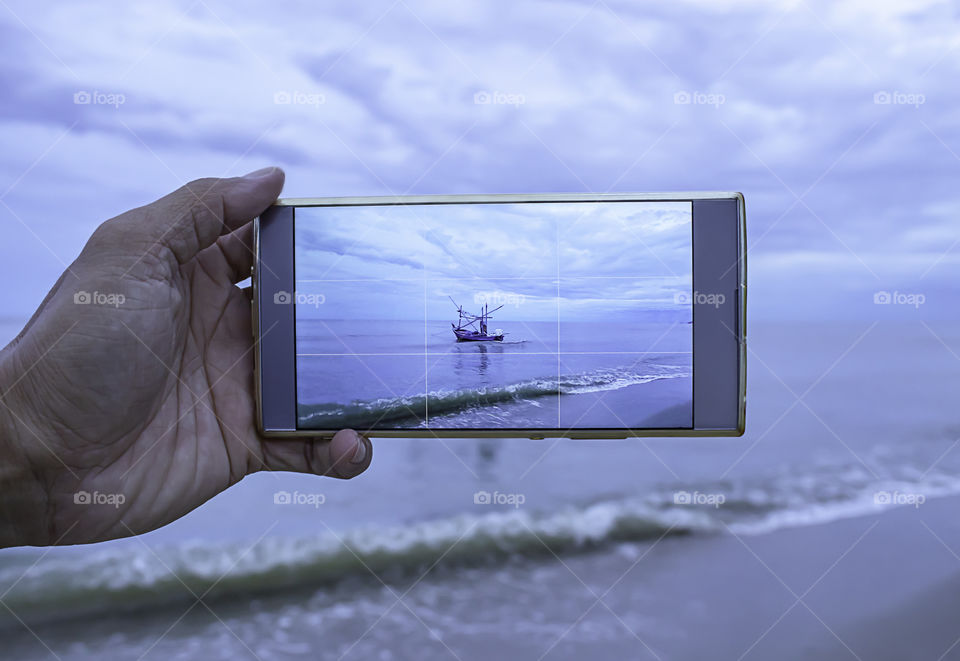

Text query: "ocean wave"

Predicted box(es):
[6, 464, 960, 626]
[299, 365, 689, 428]
[0, 498, 710, 627]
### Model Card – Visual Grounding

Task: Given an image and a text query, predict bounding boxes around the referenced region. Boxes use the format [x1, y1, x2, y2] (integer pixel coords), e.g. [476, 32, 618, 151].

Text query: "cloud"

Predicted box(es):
[294, 201, 691, 320]
[1, 0, 959, 331]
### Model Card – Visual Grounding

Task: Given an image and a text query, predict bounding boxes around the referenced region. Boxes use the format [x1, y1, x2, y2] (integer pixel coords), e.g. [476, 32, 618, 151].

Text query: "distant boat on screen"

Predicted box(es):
[449, 296, 505, 342]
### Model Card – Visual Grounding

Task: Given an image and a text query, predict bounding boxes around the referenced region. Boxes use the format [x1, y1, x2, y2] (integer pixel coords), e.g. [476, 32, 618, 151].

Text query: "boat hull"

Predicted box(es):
[453, 329, 503, 342]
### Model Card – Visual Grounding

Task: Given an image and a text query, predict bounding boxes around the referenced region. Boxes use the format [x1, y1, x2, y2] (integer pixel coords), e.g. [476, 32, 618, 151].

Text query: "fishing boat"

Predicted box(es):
[449, 296, 505, 342]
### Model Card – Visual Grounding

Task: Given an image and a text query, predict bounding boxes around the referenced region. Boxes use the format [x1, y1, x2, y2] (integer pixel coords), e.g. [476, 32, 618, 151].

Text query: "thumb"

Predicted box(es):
[86, 166, 285, 269]
[256, 429, 373, 480]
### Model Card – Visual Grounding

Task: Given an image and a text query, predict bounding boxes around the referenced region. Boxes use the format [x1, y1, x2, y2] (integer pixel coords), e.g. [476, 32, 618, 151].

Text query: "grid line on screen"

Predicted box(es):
[295, 275, 676, 282]
[297, 352, 692, 356]
[556, 210, 561, 428]
[424, 264, 429, 426]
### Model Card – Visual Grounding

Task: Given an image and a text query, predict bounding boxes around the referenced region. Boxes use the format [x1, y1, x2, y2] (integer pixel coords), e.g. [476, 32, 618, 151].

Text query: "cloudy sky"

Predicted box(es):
[294, 200, 691, 321]
[2, 0, 959, 338]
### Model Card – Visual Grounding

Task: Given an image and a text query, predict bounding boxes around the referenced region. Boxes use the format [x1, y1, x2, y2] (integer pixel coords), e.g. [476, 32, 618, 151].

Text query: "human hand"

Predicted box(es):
[0, 167, 372, 547]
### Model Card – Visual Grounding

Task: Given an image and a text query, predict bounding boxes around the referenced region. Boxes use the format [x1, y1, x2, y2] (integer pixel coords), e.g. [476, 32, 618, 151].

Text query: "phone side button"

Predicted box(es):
[250, 294, 257, 339]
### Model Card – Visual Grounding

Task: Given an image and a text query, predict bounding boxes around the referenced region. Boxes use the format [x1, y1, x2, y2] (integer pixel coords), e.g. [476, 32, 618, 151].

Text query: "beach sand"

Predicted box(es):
[559, 375, 692, 429]
[405, 493, 960, 660]
[373, 493, 960, 661]
[524, 493, 960, 661]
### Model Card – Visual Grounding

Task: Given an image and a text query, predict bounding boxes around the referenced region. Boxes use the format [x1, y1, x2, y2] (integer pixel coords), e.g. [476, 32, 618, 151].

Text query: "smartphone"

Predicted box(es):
[253, 193, 746, 439]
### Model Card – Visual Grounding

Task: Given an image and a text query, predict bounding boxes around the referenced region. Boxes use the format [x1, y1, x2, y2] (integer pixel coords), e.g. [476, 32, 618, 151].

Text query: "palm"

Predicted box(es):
[1, 171, 371, 547]
[22, 228, 257, 543]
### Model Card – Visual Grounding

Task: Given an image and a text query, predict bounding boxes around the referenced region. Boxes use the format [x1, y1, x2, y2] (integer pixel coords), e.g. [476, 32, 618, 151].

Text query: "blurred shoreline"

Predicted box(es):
[5, 493, 960, 660]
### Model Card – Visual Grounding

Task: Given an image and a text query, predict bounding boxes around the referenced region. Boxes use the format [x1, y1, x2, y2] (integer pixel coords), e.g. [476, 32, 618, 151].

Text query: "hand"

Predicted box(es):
[0, 167, 372, 547]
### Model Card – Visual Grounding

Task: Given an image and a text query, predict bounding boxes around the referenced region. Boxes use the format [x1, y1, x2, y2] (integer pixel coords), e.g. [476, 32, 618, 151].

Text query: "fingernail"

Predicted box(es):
[350, 434, 367, 464]
[241, 166, 278, 180]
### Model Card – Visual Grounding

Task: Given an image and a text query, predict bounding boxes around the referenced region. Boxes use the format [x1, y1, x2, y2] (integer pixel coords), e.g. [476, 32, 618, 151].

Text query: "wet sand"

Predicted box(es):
[558, 375, 692, 429]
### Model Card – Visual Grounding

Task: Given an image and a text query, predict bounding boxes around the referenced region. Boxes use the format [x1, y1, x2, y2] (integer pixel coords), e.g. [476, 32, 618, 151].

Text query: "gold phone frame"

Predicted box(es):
[253, 192, 746, 439]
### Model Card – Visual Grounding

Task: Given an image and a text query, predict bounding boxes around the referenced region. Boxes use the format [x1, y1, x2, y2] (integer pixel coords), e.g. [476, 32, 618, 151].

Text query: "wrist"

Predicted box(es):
[0, 349, 51, 547]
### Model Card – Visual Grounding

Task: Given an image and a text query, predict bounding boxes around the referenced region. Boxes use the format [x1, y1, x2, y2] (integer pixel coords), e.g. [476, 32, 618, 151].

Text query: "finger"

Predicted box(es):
[86, 166, 284, 269]
[215, 223, 255, 283]
[256, 429, 372, 479]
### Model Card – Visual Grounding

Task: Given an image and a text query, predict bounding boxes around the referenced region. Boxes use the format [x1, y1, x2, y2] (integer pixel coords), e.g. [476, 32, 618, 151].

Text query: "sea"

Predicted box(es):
[1, 319, 959, 659]
[295, 318, 693, 430]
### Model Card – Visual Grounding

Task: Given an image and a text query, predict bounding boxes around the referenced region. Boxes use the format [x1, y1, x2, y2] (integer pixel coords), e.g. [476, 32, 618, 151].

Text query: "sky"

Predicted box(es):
[294, 201, 692, 321]
[2, 0, 960, 341]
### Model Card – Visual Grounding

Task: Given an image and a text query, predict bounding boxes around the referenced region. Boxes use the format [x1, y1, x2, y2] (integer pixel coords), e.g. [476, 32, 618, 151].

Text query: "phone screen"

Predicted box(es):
[291, 201, 693, 431]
